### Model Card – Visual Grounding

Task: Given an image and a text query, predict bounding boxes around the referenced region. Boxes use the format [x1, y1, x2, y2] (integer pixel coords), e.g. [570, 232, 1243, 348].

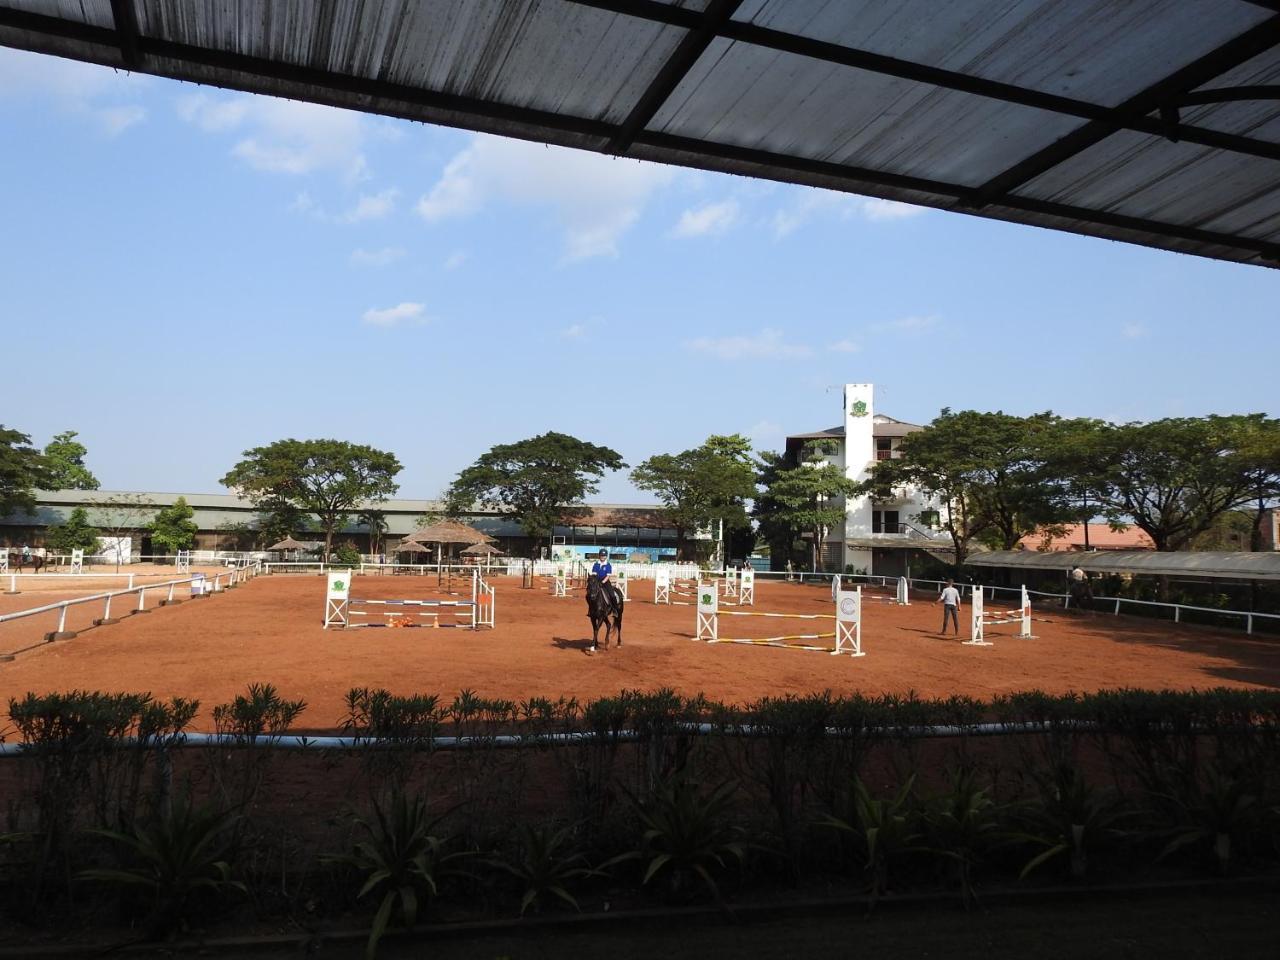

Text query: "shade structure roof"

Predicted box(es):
[404, 521, 494, 545]
[4, 1, 1280, 268]
[966, 550, 1280, 581]
[461, 542, 502, 555]
[266, 536, 312, 551]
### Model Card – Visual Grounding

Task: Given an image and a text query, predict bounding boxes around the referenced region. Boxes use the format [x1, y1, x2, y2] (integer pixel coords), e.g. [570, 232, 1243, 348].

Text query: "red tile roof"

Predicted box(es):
[1019, 523, 1155, 552]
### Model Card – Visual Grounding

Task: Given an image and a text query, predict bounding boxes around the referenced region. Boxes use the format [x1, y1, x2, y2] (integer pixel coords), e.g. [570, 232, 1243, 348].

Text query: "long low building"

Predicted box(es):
[0, 490, 681, 560]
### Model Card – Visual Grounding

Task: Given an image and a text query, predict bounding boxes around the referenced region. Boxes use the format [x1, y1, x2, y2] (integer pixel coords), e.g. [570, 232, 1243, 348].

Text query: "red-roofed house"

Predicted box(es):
[1019, 524, 1155, 552]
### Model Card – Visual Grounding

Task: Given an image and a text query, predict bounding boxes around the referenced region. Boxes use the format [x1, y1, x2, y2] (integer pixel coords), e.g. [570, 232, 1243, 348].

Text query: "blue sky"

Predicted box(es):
[2, 48, 1278, 504]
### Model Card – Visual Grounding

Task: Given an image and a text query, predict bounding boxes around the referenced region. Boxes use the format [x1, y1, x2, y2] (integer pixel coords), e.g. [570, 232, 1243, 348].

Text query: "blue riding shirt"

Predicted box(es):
[591, 560, 612, 581]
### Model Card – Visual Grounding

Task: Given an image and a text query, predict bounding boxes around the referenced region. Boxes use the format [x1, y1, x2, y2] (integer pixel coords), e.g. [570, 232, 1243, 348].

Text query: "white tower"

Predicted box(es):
[842, 383, 875, 573]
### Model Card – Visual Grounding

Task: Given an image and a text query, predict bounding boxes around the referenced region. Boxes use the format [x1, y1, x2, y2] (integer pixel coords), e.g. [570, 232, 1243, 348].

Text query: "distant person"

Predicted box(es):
[936, 579, 962, 636]
[21, 543, 31, 562]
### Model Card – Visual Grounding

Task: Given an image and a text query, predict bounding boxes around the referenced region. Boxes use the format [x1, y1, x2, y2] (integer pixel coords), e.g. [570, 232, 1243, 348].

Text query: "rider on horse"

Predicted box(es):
[591, 549, 622, 610]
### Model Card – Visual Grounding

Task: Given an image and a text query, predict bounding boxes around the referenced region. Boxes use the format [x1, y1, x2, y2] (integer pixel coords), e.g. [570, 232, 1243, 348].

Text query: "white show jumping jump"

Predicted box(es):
[654, 567, 670, 604]
[967, 585, 1034, 646]
[176, 550, 191, 574]
[695, 584, 863, 656]
[70, 549, 84, 575]
[722, 567, 738, 599]
[323, 570, 496, 629]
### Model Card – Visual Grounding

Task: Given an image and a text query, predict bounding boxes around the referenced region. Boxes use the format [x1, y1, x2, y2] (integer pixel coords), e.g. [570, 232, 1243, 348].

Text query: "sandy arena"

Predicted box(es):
[0, 573, 1276, 732]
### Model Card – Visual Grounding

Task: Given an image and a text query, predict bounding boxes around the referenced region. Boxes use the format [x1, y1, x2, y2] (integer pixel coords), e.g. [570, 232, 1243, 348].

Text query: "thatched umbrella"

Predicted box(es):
[405, 521, 494, 565]
[268, 536, 311, 551]
[461, 540, 502, 571]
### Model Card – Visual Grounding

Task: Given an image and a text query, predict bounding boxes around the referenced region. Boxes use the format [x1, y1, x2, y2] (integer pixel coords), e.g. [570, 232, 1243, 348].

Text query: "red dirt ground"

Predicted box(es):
[0, 574, 1276, 732]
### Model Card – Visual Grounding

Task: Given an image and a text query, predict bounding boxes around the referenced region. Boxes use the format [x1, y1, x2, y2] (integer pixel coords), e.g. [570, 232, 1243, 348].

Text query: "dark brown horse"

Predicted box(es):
[6, 552, 45, 573]
[585, 574, 623, 653]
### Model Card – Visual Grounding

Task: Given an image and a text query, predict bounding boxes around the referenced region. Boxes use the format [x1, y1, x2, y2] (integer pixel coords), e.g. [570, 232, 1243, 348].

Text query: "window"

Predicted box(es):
[875, 437, 893, 461]
[919, 510, 940, 529]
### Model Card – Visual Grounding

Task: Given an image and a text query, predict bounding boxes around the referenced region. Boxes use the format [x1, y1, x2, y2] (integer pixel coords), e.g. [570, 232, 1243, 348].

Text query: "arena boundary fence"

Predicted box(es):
[0, 562, 262, 658]
[323, 570, 496, 630]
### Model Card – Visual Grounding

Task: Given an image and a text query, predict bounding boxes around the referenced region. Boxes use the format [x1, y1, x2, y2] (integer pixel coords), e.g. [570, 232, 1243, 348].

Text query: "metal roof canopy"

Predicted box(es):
[3, 1, 1280, 267]
[967, 550, 1280, 581]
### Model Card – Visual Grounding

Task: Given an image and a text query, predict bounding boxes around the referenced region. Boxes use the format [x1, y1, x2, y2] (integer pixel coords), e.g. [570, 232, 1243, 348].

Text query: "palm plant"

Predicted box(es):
[358, 510, 389, 556]
[1158, 768, 1260, 876]
[328, 791, 469, 960]
[818, 775, 920, 901]
[922, 767, 1001, 908]
[613, 776, 748, 906]
[1011, 763, 1134, 881]
[484, 822, 598, 915]
[77, 797, 244, 937]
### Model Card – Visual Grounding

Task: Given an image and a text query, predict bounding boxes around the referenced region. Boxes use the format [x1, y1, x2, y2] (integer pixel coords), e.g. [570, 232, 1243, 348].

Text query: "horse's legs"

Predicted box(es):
[614, 614, 622, 647]
[589, 617, 600, 652]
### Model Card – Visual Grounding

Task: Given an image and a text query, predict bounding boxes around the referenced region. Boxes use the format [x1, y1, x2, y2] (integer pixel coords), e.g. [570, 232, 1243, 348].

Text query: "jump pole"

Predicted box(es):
[967, 584, 1034, 646]
[696, 584, 863, 656]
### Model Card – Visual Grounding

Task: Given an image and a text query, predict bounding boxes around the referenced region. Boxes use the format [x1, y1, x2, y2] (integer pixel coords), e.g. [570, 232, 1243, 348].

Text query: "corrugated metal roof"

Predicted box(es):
[2, 0, 1278, 267]
[787, 414, 926, 441]
[967, 549, 1280, 581]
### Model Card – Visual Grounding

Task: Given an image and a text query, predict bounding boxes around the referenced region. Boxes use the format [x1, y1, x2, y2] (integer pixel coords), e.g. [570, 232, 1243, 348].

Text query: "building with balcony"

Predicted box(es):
[783, 383, 952, 575]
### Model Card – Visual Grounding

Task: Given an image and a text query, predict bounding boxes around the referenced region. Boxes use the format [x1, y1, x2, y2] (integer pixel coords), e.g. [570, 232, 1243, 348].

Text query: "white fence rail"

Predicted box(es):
[0, 562, 262, 657]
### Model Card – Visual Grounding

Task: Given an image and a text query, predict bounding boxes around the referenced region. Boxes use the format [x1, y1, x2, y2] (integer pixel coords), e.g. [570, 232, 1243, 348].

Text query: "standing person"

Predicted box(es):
[936, 578, 962, 636]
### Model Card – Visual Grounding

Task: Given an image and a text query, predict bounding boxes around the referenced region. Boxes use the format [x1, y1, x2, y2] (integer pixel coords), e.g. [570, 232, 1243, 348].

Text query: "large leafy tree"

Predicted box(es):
[857, 410, 1067, 564]
[631, 434, 757, 561]
[221, 439, 402, 557]
[1080, 416, 1277, 552]
[446, 432, 625, 558]
[0, 426, 48, 520]
[754, 443, 861, 571]
[1230, 414, 1280, 551]
[148, 496, 199, 554]
[47, 506, 100, 555]
[42, 430, 99, 490]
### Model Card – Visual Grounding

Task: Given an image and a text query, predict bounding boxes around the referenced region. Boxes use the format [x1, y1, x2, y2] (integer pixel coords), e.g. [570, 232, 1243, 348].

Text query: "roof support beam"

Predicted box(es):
[2, 4, 1278, 265]
[568, 0, 1280, 165]
[966, 15, 1280, 209]
[108, 0, 140, 69]
[606, 0, 743, 155]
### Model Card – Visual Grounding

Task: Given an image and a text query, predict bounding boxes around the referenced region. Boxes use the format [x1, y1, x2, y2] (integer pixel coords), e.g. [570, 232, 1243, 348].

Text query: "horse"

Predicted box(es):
[6, 552, 45, 574]
[585, 574, 623, 653]
[1069, 578, 1093, 613]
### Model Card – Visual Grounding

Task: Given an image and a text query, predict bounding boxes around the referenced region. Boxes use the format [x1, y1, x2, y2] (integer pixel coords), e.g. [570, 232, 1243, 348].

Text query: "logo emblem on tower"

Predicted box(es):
[850, 400, 868, 417]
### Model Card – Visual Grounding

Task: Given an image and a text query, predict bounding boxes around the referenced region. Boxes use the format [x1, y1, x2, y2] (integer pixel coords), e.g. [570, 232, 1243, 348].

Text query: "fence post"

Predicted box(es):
[1174, 606, 1180, 623]
[1247, 613, 1253, 635]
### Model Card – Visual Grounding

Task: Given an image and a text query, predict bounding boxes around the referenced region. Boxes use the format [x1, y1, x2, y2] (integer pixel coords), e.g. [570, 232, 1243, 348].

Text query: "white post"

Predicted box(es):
[696, 582, 718, 642]
[896, 576, 910, 606]
[617, 569, 628, 601]
[137, 587, 147, 613]
[654, 566, 670, 605]
[324, 571, 351, 628]
[965, 587, 991, 646]
[1016, 585, 1036, 639]
[739, 568, 754, 606]
[833, 586, 864, 657]
[103, 595, 112, 621]
[70, 549, 84, 575]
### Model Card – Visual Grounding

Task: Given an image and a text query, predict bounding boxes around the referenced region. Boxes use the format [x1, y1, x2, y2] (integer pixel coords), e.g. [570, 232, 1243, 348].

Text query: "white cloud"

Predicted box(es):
[417, 134, 676, 261]
[350, 247, 406, 267]
[0, 48, 148, 136]
[686, 329, 811, 361]
[1122, 323, 1148, 340]
[830, 339, 861, 353]
[872, 314, 939, 334]
[560, 323, 588, 339]
[773, 188, 927, 237]
[672, 199, 740, 238]
[443, 250, 467, 271]
[98, 105, 146, 136]
[341, 188, 398, 223]
[179, 92, 369, 180]
[862, 198, 926, 221]
[361, 302, 426, 327]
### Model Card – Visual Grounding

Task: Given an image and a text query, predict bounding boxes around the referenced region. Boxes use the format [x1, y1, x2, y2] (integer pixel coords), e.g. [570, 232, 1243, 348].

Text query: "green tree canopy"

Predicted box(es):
[46, 506, 100, 555]
[858, 410, 1068, 564]
[754, 442, 861, 571]
[42, 430, 99, 491]
[631, 434, 757, 561]
[446, 432, 625, 558]
[0, 426, 48, 520]
[1079, 416, 1275, 552]
[221, 439, 402, 556]
[148, 496, 199, 554]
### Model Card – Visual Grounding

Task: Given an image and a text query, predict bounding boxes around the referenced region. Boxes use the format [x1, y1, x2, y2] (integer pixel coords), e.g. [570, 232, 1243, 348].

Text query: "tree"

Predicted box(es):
[0, 425, 48, 521]
[446, 432, 625, 558]
[46, 506, 100, 556]
[42, 430, 99, 490]
[755, 443, 861, 571]
[753, 450, 806, 569]
[358, 509, 389, 555]
[857, 410, 1067, 565]
[631, 435, 757, 561]
[221, 439, 402, 557]
[1230, 415, 1280, 551]
[255, 498, 314, 549]
[89, 492, 157, 570]
[1082, 417, 1268, 552]
[148, 496, 199, 555]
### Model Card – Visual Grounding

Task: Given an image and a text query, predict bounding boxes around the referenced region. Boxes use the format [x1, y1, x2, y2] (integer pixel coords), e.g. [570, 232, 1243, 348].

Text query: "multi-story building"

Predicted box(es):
[783, 383, 951, 575]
